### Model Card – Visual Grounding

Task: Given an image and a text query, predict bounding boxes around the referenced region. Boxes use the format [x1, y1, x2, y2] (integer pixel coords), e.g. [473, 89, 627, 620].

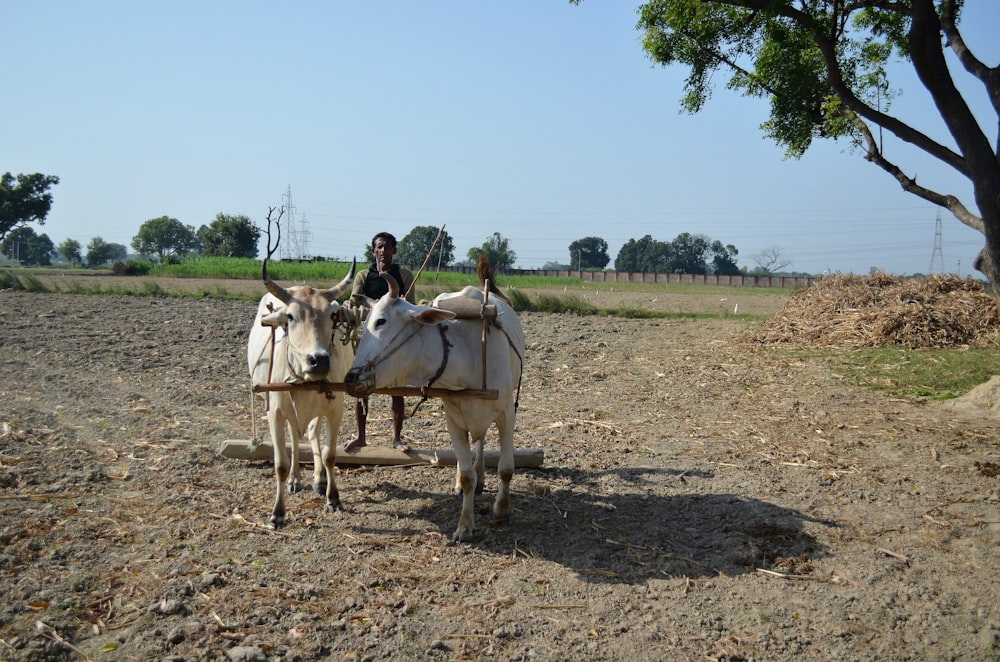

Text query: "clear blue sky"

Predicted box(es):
[4, 2, 997, 276]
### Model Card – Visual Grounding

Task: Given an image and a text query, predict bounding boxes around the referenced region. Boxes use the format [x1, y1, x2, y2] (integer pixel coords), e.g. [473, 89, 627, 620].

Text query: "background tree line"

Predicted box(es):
[3, 173, 787, 274]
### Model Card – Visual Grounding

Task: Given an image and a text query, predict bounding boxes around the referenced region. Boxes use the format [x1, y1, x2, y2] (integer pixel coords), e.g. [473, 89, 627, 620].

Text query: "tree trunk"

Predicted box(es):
[971, 177, 1000, 315]
[973, 245, 1000, 313]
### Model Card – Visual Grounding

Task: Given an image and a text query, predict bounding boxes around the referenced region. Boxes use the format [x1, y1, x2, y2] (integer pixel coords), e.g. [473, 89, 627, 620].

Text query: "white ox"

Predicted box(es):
[247, 260, 356, 528]
[344, 273, 525, 542]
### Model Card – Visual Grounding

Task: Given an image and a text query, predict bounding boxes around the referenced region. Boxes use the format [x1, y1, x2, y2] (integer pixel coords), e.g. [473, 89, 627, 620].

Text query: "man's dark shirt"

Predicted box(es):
[363, 263, 407, 299]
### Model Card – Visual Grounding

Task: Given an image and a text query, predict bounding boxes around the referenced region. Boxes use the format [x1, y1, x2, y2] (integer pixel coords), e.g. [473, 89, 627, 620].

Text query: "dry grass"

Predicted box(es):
[743, 272, 1000, 349]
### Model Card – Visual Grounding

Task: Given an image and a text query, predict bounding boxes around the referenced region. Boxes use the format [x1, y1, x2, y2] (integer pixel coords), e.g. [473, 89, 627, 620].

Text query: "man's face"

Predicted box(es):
[373, 238, 395, 272]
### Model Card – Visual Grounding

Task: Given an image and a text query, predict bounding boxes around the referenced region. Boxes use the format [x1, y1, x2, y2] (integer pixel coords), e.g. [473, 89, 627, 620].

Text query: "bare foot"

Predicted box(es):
[342, 438, 367, 452]
[392, 439, 412, 452]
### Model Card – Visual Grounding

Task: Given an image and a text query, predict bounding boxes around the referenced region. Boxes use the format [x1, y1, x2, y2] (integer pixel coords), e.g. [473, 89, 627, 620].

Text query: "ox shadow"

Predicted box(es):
[339, 463, 837, 585]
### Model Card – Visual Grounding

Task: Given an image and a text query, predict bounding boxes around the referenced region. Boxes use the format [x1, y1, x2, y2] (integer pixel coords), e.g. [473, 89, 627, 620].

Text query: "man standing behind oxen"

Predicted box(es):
[343, 232, 415, 452]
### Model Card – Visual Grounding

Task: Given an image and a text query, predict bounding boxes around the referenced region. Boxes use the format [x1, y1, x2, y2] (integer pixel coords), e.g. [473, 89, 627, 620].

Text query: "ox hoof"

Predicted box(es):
[313, 482, 327, 495]
[269, 515, 286, 530]
[449, 529, 474, 545]
[326, 500, 344, 514]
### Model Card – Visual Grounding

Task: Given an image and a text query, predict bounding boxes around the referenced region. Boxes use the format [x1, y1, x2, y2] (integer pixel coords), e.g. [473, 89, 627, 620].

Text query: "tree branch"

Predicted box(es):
[908, 0, 995, 168]
[938, 0, 1000, 145]
[848, 109, 984, 233]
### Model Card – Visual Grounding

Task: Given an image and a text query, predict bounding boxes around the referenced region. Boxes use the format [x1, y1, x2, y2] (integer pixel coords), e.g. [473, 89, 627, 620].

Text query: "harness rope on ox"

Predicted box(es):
[410, 323, 452, 418]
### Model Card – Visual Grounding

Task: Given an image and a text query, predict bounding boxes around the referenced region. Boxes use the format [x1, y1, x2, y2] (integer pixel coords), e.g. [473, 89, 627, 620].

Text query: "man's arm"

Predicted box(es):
[350, 269, 368, 298]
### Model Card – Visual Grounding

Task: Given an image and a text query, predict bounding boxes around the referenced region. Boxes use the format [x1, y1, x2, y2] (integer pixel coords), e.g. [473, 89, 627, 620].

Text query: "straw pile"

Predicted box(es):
[743, 272, 1000, 349]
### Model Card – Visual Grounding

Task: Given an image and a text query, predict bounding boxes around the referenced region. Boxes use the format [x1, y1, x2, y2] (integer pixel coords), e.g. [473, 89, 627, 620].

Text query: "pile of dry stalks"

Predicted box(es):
[744, 272, 1000, 349]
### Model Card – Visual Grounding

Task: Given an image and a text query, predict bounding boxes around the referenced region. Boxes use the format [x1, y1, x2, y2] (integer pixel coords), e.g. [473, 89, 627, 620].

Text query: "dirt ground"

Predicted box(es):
[1, 284, 999, 661]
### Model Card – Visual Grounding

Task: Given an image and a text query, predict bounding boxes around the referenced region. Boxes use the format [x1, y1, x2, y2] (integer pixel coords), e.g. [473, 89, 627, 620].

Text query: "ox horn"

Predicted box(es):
[264, 268, 293, 304]
[382, 272, 400, 299]
[323, 257, 357, 301]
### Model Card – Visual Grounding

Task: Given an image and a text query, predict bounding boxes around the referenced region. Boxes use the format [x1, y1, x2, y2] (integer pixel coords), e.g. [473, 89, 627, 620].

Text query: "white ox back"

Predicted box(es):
[345, 282, 524, 542]
[247, 277, 355, 529]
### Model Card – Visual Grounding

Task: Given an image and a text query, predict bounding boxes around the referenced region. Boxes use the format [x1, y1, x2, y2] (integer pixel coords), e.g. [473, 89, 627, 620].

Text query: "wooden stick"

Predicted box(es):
[404, 224, 445, 300]
[252, 381, 498, 400]
[218, 440, 544, 468]
[481, 279, 490, 391]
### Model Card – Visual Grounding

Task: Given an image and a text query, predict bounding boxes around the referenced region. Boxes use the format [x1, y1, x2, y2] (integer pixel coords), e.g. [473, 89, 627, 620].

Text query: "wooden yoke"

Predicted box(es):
[433, 297, 497, 321]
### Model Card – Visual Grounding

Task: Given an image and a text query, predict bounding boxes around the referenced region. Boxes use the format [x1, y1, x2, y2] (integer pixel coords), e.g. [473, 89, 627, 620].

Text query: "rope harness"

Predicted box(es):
[358, 308, 524, 419]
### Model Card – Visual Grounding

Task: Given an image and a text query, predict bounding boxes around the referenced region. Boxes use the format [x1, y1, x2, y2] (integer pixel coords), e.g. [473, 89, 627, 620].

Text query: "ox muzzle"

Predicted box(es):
[344, 367, 375, 398]
[305, 351, 331, 377]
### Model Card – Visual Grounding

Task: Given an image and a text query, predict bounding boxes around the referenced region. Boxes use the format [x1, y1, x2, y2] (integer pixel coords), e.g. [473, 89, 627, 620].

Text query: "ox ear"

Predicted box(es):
[409, 306, 457, 326]
[260, 310, 288, 328]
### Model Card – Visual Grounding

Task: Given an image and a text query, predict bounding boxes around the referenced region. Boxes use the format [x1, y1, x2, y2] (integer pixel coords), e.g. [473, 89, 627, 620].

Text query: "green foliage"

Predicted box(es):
[200, 213, 261, 258]
[86, 237, 127, 266]
[467, 232, 517, 272]
[57, 238, 82, 265]
[0, 172, 60, 242]
[709, 240, 740, 276]
[112, 259, 153, 276]
[568, 236, 610, 270]
[398, 226, 454, 269]
[615, 234, 670, 272]
[152, 255, 357, 283]
[637, 0, 897, 158]
[0, 269, 48, 292]
[0, 226, 54, 266]
[615, 232, 738, 274]
[131, 216, 198, 261]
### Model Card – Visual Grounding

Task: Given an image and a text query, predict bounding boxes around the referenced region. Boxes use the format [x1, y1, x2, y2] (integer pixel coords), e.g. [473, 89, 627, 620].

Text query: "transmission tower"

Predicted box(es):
[279, 186, 312, 260]
[297, 214, 313, 260]
[928, 210, 945, 274]
[280, 186, 298, 260]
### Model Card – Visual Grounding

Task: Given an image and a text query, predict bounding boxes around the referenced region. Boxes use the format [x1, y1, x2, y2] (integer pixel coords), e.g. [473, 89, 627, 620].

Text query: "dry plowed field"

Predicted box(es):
[1, 284, 998, 661]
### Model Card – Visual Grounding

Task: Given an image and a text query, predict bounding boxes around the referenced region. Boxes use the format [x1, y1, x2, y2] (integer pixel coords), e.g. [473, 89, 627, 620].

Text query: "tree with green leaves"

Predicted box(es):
[615, 234, 671, 273]
[568, 236, 610, 270]
[0, 226, 54, 266]
[85, 237, 128, 266]
[631, 0, 1000, 306]
[57, 238, 83, 266]
[467, 232, 517, 272]
[398, 225, 455, 268]
[131, 216, 198, 262]
[709, 239, 740, 276]
[668, 232, 711, 274]
[0, 172, 60, 242]
[85, 237, 110, 267]
[615, 233, 741, 274]
[200, 213, 261, 258]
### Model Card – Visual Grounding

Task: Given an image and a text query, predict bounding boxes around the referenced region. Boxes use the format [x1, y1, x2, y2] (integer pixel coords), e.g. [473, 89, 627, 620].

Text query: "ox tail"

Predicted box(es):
[477, 254, 511, 304]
